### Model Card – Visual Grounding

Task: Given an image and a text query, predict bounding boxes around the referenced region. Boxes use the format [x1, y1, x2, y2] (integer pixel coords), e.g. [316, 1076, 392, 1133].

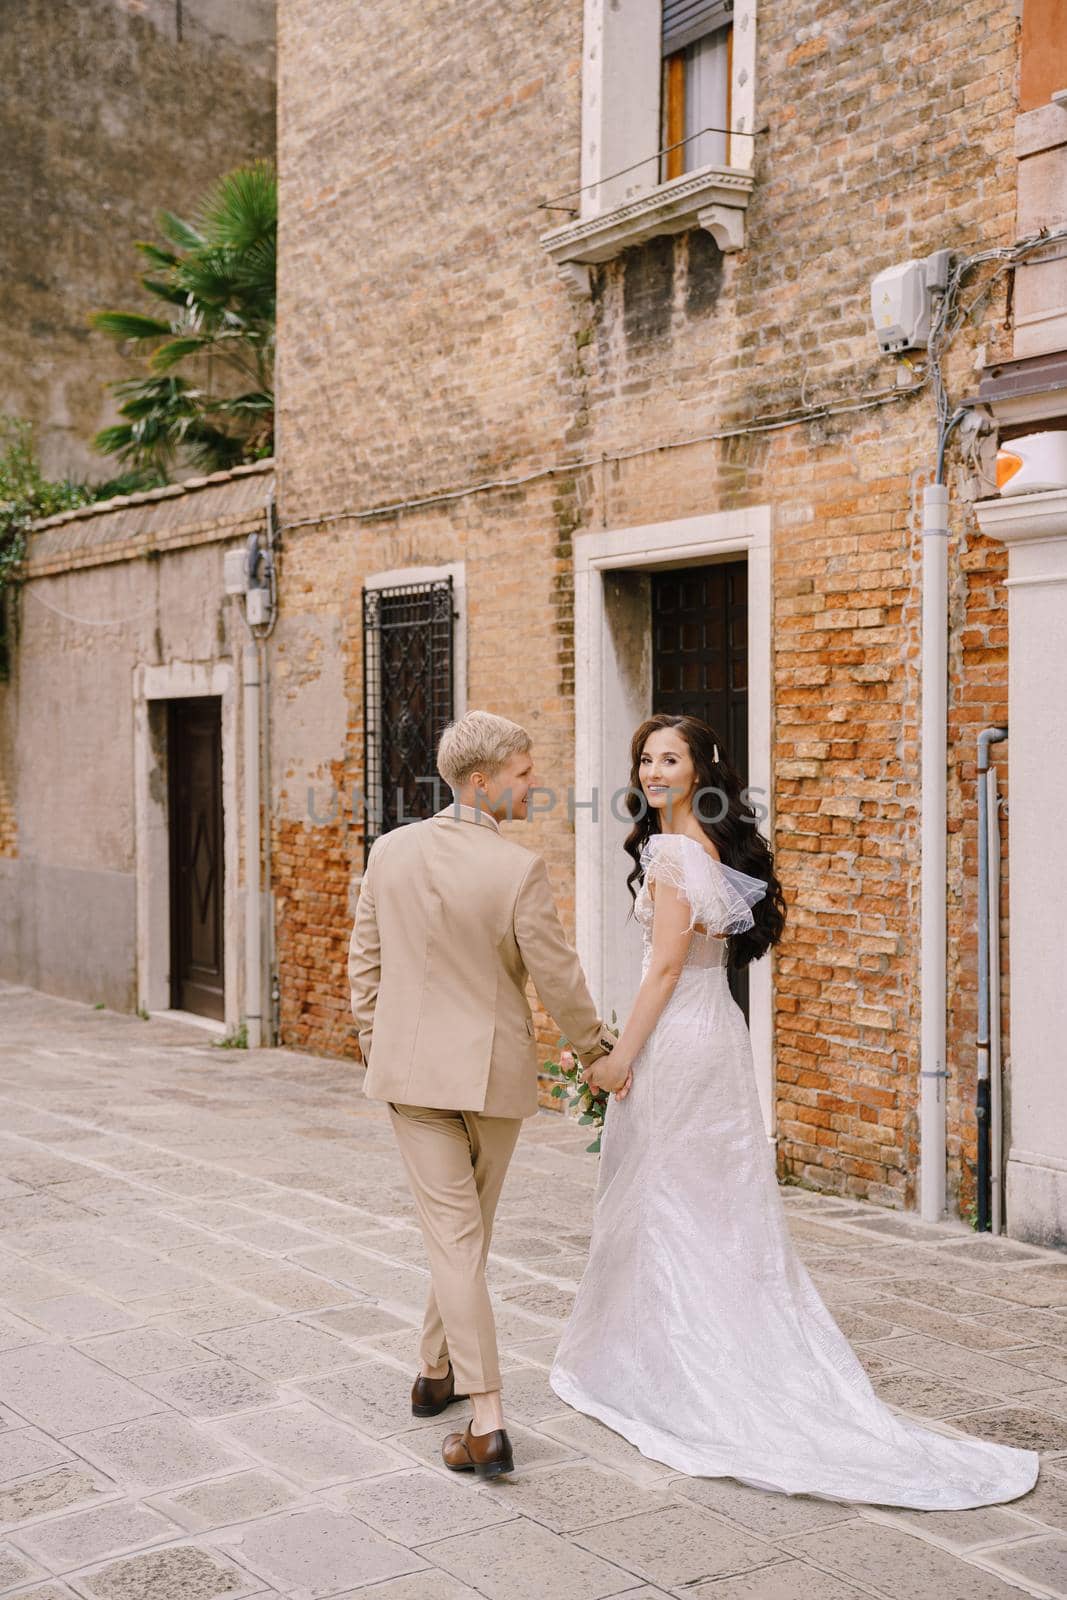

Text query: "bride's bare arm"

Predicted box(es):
[584, 877, 694, 1095]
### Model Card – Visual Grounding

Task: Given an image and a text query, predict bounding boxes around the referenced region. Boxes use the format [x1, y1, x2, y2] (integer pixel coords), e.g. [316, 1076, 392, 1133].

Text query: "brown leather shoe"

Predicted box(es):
[442, 1420, 514, 1479]
[411, 1362, 468, 1418]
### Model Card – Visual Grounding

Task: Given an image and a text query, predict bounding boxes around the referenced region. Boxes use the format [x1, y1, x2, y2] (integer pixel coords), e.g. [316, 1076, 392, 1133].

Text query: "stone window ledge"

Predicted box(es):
[975, 485, 1067, 545]
[540, 165, 755, 294]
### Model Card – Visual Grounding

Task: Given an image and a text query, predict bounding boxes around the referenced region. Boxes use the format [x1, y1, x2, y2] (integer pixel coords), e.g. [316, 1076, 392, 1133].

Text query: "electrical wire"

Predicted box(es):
[278, 380, 927, 536]
[28, 228, 1067, 613]
[22, 584, 159, 628]
[929, 225, 1067, 469]
[539, 124, 759, 212]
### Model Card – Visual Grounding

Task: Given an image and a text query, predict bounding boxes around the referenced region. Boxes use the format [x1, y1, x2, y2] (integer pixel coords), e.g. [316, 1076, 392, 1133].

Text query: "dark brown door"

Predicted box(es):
[650, 560, 751, 1021]
[168, 698, 225, 1020]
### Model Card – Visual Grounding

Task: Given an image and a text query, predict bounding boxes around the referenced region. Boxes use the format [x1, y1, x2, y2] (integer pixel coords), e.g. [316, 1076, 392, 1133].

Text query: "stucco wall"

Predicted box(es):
[0, 464, 274, 1012]
[0, 0, 275, 480]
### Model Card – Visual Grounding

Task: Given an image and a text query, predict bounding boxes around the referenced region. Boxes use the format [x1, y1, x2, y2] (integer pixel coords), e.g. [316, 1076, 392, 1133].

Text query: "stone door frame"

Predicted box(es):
[133, 659, 240, 1030]
[574, 506, 776, 1137]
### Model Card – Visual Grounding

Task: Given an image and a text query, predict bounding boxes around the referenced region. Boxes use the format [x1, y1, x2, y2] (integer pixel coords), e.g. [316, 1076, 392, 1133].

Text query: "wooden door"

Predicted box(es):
[168, 698, 225, 1020]
[650, 559, 751, 1020]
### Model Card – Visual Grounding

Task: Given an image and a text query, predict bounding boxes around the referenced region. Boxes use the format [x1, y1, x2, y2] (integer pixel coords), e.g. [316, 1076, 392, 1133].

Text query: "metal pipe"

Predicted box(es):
[976, 725, 1008, 1231]
[262, 488, 279, 1046]
[987, 762, 1005, 1234]
[920, 482, 950, 1221]
[917, 410, 972, 1222]
[243, 642, 263, 1048]
[260, 634, 277, 1047]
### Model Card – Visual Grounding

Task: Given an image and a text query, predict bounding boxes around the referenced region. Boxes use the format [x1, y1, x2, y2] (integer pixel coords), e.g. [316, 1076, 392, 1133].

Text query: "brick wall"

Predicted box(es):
[276, 0, 1021, 1213]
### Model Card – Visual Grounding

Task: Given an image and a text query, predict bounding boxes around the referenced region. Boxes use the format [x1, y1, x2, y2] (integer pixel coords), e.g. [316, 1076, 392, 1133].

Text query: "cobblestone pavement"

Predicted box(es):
[0, 981, 1066, 1600]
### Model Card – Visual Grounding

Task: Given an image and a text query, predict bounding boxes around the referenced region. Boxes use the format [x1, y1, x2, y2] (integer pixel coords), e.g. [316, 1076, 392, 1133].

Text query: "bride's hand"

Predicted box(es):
[582, 1057, 632, 1097]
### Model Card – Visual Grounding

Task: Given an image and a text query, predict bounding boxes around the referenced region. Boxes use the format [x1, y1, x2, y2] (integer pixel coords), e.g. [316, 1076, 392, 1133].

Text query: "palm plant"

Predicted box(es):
[90, 160, 275, 477]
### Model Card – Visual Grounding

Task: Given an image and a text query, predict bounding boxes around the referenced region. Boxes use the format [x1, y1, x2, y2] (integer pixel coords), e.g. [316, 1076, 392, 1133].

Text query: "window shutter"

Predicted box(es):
[662, 0, 733, 56]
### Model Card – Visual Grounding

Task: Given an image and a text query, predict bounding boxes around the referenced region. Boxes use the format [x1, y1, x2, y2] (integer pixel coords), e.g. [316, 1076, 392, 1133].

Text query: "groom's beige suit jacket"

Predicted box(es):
[348, 802, 611, 1119]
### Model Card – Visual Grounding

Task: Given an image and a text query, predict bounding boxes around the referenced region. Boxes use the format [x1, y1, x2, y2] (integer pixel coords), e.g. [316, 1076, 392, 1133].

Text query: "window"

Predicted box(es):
[362, 576, 455, 862]
[539, 0, 755, 290]
[662, 2, 734, 179]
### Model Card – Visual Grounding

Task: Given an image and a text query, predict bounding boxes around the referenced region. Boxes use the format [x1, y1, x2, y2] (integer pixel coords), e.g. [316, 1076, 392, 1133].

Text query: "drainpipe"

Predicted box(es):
[918, 409, 967, 1222]
[976, 725, 1008, 1231]
[243, 641, 263, 1048]
[262, 488, 280, 1046]
[919, 479, 950, 1221]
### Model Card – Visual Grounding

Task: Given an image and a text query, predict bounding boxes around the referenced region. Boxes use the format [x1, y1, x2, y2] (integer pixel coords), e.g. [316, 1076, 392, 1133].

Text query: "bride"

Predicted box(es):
[548, 712, 1040, 1511]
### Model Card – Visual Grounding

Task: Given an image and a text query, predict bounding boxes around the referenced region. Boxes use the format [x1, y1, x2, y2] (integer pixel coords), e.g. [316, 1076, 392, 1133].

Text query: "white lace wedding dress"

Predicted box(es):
[549, 830, 1040, 1510]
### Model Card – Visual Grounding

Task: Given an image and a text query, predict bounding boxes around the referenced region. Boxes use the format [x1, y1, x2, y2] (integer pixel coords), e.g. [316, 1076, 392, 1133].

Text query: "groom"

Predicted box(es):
[347, 709, 622, 1478]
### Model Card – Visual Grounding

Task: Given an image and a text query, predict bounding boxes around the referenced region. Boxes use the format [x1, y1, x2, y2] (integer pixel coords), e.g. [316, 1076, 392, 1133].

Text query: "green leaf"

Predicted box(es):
[198, 160, 276, 252]
[138, 276, 190, 308]
[149, 337, 210, 373]
[549, 1085, 565, 1098]
[87, 161, 275, 475]
[578, 1114, 595, 1125]
[157, 209, 206, 252]
[89, 311, 172, 341]
[134, 241, 181, 270]
[586, 1138, 602, 1154]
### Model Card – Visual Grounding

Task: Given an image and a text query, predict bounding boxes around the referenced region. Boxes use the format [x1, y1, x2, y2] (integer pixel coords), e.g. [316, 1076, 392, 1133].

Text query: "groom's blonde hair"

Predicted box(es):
[437, 710, 531, 791]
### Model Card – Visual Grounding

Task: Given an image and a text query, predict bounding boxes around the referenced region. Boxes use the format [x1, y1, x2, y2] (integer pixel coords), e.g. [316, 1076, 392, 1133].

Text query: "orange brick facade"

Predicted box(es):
[273, 0, 1024, 1217]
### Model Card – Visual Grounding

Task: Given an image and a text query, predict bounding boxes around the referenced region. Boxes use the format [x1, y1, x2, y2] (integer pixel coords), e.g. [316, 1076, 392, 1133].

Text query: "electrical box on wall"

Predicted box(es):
[224, 549, 249, 594]
[870, 250, 952, 354]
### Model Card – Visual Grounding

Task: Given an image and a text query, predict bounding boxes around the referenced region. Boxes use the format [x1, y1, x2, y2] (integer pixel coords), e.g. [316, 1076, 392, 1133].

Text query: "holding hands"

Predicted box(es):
[582, 1039, 634, 1101]
[544, 1021, 632, 1157]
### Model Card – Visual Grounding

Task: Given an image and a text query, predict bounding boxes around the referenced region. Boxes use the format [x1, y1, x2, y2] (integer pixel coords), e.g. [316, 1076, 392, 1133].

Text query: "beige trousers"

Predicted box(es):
[387, 1102, 523, 1394]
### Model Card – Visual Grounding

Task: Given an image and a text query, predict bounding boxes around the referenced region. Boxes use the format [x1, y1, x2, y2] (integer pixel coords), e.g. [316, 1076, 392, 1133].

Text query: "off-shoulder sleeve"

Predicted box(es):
[638, 834, 767, 937]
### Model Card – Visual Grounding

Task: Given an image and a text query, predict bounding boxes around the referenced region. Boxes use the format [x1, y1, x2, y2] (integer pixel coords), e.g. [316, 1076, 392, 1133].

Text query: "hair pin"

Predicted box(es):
[713, 744, 719, 763]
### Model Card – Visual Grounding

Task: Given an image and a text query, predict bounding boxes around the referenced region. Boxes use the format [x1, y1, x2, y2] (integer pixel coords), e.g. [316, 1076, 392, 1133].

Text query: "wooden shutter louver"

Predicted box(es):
[662, 0, 733, 55]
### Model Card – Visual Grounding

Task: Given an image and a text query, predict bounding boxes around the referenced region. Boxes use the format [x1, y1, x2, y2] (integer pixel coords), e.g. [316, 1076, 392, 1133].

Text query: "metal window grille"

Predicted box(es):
[362, 576, 455, 863]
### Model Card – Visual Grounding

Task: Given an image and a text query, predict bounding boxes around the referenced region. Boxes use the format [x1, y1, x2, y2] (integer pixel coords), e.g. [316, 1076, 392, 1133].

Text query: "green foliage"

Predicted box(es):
[213, 1020, 249, 1049]
[0, 417, 93, 588]
[542, 1008, 621, 1155]
[0, 418, 90, 679]
[0, 416, 160, 679]
[89, 160, 276, 477]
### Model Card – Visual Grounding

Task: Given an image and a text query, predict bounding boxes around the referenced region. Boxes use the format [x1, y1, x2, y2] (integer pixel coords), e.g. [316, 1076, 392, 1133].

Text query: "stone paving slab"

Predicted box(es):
[0, 1345, 163, 1436]
[212, 1401, 411, 1488]
[214, 1505, 427, 1595]
[0, 1463, 118, 1535]
[1, 982, 1067, 1600]
[421, 1515, 634, 1600]
[11, 1497, 181, 1573]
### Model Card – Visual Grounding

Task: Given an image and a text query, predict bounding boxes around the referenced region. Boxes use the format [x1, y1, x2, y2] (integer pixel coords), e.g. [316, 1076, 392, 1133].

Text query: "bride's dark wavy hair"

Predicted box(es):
[623, 714, 786, 970]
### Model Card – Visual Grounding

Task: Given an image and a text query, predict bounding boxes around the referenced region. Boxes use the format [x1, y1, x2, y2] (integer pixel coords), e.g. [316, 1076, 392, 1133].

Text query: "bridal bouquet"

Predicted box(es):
[542, 1010, 620, 1155]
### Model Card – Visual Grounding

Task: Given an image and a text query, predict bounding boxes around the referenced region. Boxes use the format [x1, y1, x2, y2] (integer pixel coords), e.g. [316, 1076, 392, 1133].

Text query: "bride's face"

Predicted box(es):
[638, 729, 696, 816]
